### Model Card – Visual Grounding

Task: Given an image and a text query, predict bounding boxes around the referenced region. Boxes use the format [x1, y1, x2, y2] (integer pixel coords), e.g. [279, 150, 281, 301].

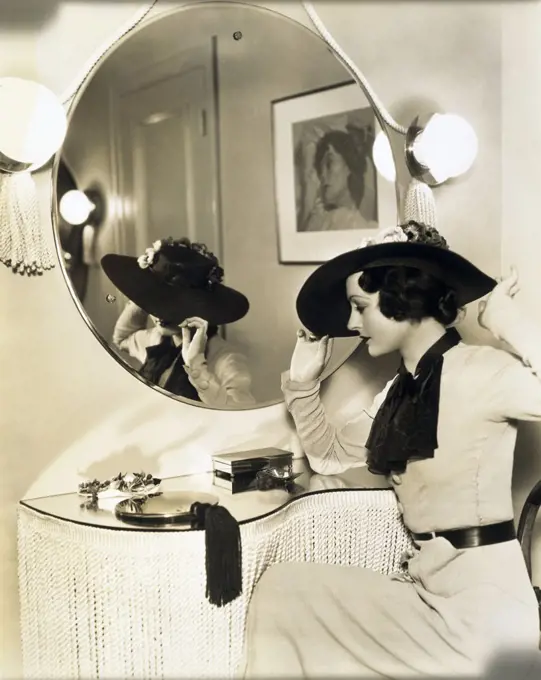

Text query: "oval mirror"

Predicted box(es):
[53, 1, 399, 410]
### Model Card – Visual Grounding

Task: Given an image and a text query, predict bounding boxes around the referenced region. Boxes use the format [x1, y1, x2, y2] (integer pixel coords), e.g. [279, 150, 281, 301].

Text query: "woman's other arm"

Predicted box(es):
[282, 371, 394, 475]
[478, 268, 541, 420]
[183, 336, 256, 408]
[112, 301, 160, 364]
[283, 330, 393, 474]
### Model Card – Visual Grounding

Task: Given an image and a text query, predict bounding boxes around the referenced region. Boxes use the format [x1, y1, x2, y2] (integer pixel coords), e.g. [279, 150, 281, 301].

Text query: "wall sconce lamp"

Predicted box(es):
[373, 130, 397, 183]
[405, 113, 478, 187]
[303, 1, 479, 201]
[59, 189, 105, 266]
[373, 117, 477, 189]
[59, 189, 105, 227]
[0, 77, 67, 276]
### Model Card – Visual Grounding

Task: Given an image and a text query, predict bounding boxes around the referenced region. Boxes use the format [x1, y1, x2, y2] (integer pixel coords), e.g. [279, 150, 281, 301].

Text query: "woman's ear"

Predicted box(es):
[447, 307, 466, 328]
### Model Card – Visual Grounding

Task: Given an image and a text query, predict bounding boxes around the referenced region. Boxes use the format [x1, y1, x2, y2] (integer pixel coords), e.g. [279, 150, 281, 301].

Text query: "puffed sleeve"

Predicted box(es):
[480, 305, 541, 421]
[183, 336, 256, 408]
[281, 371, 395, 475]
[485, 349, 541, 422]
[112, 301, 162, 364]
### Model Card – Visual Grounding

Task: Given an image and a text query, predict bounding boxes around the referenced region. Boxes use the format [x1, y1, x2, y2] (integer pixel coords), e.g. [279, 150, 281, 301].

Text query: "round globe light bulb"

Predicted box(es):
[59, 190, 96, 225]
[413, 113, 478, 184]
[372, 131, 396, 182]
[0, 78, 67, 172]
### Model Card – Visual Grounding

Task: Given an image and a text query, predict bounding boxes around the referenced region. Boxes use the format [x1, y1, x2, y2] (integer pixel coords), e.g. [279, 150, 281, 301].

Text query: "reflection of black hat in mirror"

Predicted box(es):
[101, 237, 249, 326]
[296, 221, 497, 338]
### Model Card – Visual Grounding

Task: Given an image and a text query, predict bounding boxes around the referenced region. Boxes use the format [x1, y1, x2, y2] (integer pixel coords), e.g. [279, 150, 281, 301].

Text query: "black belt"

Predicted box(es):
[411, 520, 516, 549]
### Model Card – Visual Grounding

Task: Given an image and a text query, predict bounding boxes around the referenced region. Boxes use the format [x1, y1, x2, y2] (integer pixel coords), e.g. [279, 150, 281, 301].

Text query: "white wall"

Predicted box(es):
[3, 1, 534, 677]
[0, 16, 40, 680]
[501, 2, 541, 585]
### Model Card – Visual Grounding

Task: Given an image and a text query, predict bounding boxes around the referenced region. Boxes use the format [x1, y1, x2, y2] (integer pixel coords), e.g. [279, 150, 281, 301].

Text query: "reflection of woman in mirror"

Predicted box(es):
[101, 237, 256, 407]
[297, 123, 377, 232]
[242, 222, 540, 677]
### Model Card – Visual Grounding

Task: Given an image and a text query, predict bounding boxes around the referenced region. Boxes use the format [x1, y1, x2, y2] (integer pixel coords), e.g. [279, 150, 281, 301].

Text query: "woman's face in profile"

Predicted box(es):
[319, 144, 351, 208]
[345, 273, 411, 357]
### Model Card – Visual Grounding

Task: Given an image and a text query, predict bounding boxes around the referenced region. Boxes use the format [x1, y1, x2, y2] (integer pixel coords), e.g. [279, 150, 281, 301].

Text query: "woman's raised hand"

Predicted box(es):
[180, 316, 209, 366]
[289, 329, 333, 383]
[477, 266, 520, 339]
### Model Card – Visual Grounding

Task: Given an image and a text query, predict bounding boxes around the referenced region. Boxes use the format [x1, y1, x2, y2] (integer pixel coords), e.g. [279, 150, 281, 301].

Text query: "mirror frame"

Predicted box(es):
[50, 1, 401, 411]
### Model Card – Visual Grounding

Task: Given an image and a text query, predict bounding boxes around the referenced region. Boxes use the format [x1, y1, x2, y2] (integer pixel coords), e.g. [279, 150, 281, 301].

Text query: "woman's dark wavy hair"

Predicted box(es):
[314, 129, 368, 208]
[358, 266, 459, 326]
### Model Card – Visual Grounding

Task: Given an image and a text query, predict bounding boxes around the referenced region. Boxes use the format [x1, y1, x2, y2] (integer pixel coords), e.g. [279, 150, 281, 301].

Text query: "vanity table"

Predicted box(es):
[18, 462, 412, 678]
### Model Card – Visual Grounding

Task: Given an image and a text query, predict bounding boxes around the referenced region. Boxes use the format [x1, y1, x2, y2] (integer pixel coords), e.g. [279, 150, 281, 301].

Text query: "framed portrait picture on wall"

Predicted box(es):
[271, 80, 396, 264]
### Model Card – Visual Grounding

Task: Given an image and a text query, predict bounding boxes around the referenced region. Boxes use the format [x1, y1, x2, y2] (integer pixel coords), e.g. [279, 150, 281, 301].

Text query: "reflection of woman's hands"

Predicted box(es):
[150, 315, 182, 338]
[181, 316, 209, 367]
[477, 267, 520, 340]
[290, 329, 333, 383]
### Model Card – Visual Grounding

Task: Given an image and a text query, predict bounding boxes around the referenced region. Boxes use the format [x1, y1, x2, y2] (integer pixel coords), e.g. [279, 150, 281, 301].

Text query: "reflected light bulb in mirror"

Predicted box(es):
[372, 131, 396, 182]
[59, 190, 96, 225]
[412, 114, 478, 184]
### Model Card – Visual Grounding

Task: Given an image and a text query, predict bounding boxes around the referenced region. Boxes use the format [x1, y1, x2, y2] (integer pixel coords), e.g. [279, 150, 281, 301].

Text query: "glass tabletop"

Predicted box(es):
[20, 459, 391, 531]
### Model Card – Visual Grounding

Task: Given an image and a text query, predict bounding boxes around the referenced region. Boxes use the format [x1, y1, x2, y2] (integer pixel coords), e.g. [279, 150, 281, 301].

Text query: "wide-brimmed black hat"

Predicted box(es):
[101, 237, 249, 326]
[296, 222, 497, 338]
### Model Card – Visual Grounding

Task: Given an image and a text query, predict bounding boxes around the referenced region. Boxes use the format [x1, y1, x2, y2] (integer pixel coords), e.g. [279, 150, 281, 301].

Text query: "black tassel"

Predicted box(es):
[190, 502, 242, 607]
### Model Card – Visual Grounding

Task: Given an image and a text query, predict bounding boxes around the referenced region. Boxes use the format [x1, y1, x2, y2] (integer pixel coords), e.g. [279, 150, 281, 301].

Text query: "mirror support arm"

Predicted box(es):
[302, 1, 408, 137]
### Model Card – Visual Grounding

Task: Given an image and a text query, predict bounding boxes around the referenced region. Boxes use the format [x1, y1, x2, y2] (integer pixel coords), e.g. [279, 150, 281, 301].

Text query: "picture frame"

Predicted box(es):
[271, 80, 396, 264]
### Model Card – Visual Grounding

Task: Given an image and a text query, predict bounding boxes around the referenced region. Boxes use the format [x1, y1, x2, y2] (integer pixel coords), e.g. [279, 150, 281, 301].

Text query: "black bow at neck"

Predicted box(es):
[140, 336, 201, 402]
[365, 327, 461, 476]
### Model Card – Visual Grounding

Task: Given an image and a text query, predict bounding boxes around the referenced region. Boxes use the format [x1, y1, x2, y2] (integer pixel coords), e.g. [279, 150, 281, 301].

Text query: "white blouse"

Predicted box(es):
[282, 341, 541, 534]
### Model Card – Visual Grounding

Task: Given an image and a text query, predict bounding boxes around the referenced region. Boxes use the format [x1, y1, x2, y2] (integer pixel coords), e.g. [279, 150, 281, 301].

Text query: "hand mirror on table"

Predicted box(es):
[115, 490, 219, 526]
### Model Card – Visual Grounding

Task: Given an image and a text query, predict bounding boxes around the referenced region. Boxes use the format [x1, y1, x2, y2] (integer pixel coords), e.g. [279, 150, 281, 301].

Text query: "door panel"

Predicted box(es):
[116, 47, 219, 260]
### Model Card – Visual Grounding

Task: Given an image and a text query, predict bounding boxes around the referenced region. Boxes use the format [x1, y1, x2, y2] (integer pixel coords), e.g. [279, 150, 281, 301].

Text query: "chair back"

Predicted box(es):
[517, 479, 541, 626]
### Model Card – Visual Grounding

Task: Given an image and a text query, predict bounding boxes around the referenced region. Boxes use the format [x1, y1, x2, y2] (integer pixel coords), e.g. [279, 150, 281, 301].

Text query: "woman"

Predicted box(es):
[242, 221, 541, 678]
[102, 237, 256, 408]
[298, 125, 377, 233]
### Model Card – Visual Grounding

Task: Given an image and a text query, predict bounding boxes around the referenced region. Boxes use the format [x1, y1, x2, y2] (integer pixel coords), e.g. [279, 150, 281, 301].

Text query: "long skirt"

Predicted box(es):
[241, 537, 540, 678]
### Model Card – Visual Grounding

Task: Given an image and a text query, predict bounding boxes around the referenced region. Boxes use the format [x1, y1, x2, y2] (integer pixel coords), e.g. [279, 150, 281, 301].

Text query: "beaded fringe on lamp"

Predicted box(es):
[0, 77, 67, 276]
[0, 173, 56, 276]
[402, 177, 437, 228]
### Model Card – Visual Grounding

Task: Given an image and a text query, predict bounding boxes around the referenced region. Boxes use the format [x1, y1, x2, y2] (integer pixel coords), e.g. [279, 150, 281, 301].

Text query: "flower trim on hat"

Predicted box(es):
[359, 225, 408, 248]
[137, 240, 163, 269]
[359, 220, 449, 251]
[136, 236, 225, 289]
[176, 237, 225, 287]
